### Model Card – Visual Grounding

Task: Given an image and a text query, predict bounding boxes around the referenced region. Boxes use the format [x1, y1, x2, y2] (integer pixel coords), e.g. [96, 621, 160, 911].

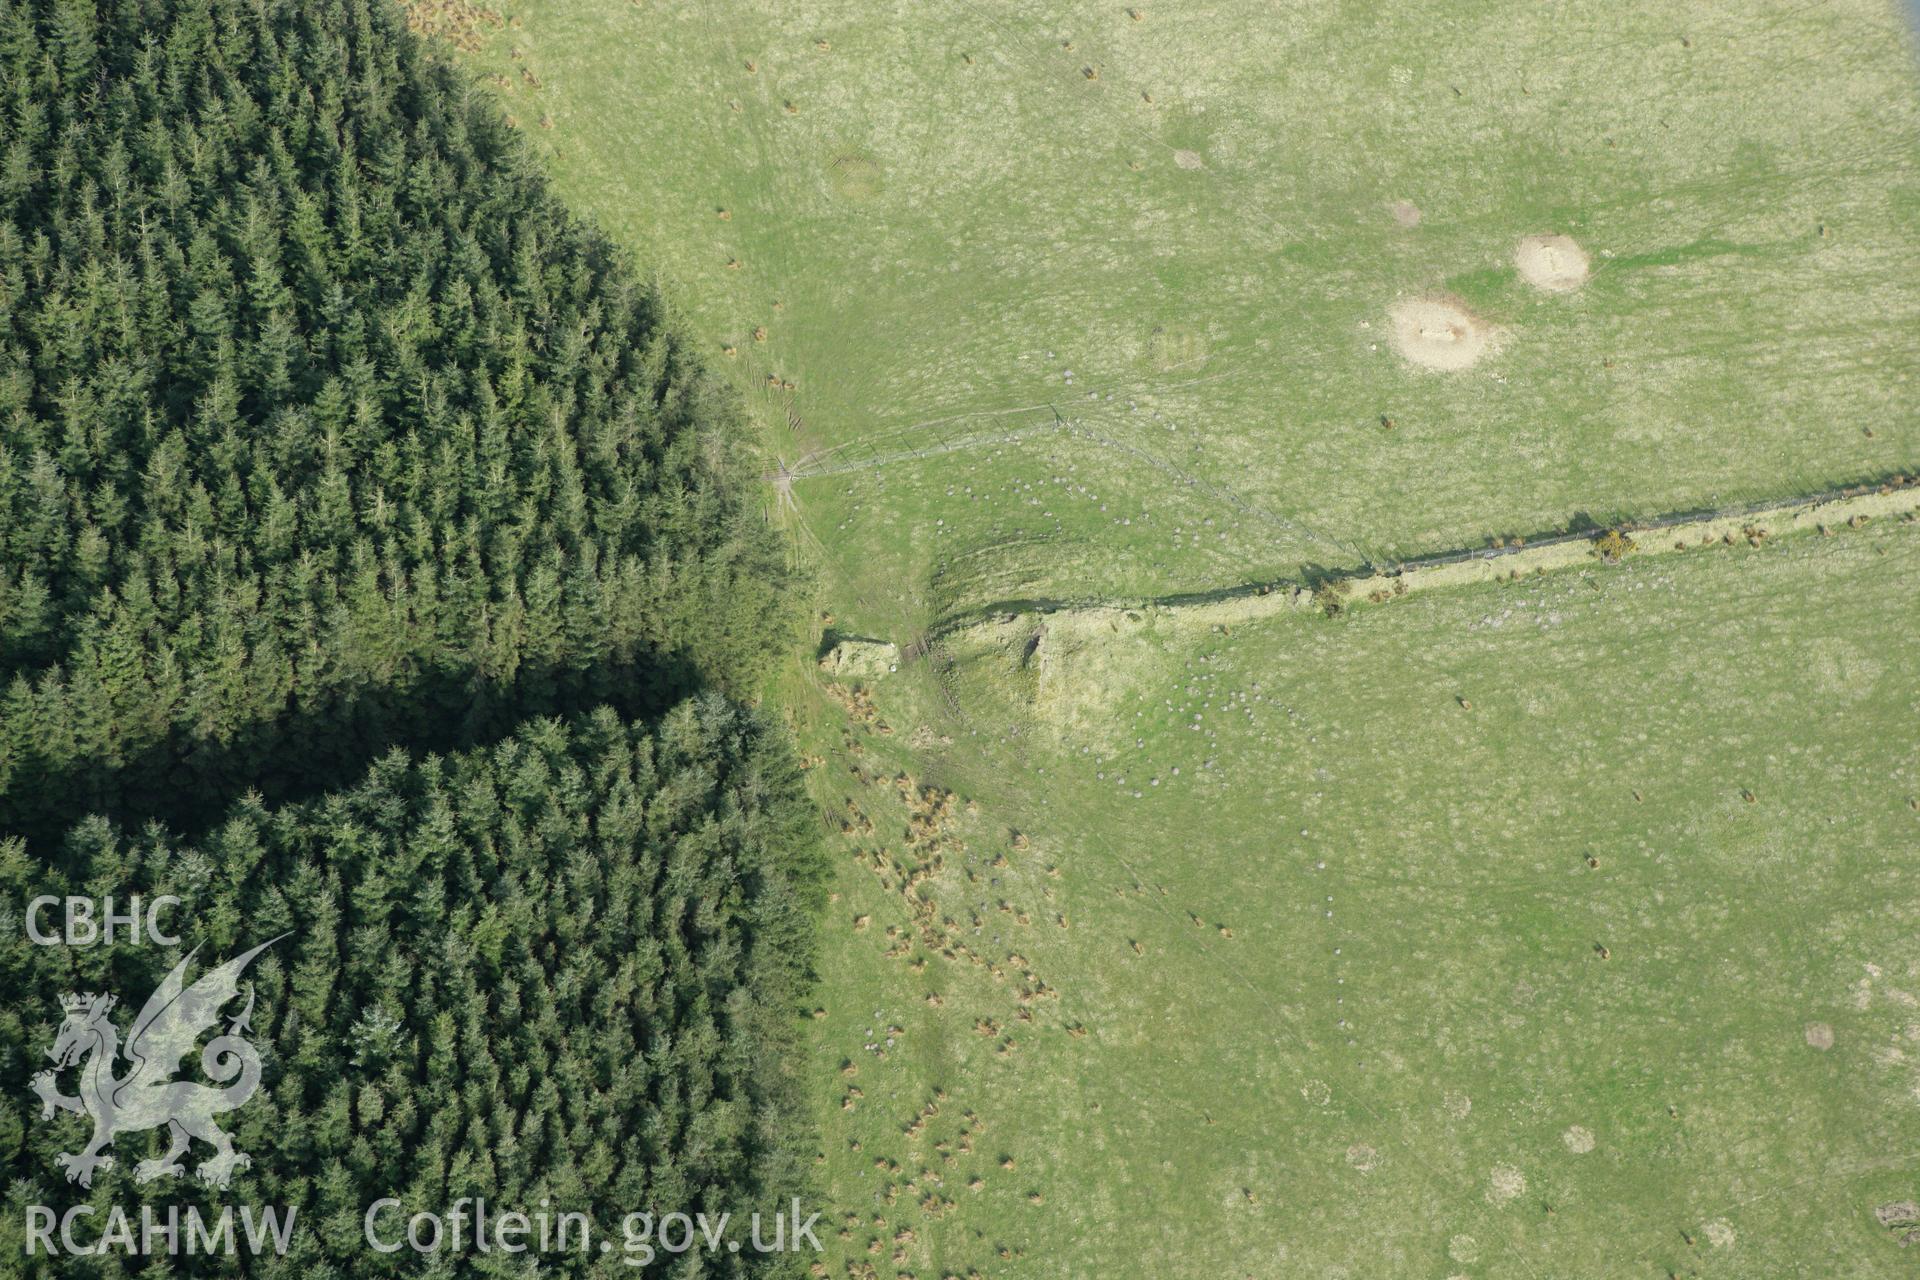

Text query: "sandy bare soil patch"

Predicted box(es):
[1515, 233, 1590, 292]
[1388, 297, 1497, 371]
[1562, 1124, 1596, 1153]
[1390, 199, 1421, 228]
[1805, 1021, 1835, 1050]
[1172, 149, 1203, 170]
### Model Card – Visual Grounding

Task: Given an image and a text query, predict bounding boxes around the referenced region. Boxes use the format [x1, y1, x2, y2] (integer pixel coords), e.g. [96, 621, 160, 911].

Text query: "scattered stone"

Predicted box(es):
[820, 636, 900, 678]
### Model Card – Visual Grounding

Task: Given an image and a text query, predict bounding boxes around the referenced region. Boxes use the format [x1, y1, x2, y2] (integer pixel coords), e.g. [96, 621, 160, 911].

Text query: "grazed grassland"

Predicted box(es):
[802, 525, 1920, 1279]
[422, 1, 1920, 1274]
[470, 0, 1918, 624]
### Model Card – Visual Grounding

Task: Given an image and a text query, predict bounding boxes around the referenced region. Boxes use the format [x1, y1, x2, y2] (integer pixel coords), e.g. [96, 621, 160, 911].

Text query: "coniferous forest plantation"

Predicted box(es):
[0, 0, 818, 1274]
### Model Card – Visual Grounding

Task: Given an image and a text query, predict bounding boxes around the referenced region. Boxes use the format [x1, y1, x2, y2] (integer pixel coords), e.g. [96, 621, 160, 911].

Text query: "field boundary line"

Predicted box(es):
[918, 473, 1920, 643]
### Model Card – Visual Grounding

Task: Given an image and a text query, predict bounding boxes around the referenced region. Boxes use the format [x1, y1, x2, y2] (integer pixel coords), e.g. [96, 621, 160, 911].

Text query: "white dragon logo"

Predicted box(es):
[29, 938, 280, 1189]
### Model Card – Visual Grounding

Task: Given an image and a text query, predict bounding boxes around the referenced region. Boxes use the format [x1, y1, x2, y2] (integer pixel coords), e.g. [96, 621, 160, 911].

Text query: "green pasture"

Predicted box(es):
[462, 0, 1917, 623]
[801, 524, 1920, 1279]
[421, 1, 1920, 1274]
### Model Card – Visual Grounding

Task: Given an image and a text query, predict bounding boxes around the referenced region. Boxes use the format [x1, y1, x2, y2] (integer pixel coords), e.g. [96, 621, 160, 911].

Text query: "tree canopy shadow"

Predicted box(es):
[4, 646, 710, 863]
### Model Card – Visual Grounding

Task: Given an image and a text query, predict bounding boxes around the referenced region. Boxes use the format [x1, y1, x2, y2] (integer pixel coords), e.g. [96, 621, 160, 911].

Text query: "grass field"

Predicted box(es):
[456, 0, 1919, 617]
[416, 1, 1920, 1273]
[796, 520, 1920, 1280]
